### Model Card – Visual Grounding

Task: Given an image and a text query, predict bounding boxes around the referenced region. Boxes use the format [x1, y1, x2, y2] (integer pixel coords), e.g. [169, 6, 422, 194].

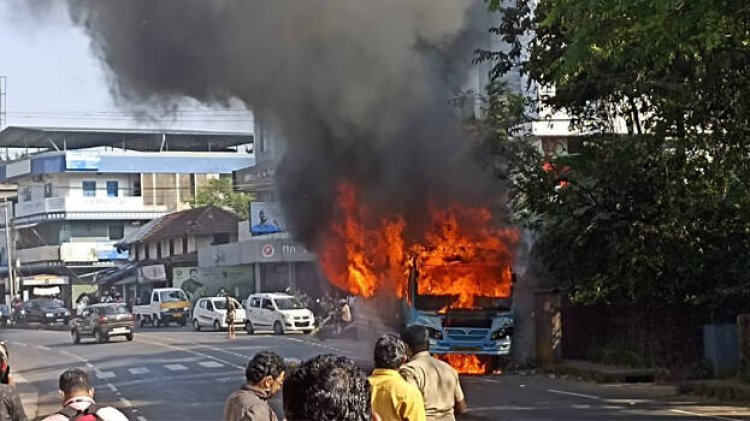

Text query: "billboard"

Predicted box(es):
[250, 202, 286, 235]
[66, 153, 100, 171]
[172, 266, 254, 306]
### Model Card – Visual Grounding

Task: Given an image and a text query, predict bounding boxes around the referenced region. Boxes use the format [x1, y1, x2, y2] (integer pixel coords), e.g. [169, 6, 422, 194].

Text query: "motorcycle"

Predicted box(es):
[315, 306, 358, 341]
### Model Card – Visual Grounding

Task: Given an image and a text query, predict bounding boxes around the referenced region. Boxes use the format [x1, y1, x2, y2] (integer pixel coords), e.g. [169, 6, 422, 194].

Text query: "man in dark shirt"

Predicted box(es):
[0, 382, 26, 421]
[224, 351, 286, 421]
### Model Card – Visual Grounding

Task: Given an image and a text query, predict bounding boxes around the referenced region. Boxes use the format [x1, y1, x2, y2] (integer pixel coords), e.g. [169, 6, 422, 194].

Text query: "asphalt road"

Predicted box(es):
[3, 326, 750, 421]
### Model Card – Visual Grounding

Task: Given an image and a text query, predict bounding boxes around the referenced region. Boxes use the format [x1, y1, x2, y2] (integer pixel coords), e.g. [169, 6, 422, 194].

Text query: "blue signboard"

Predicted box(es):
[97, 249, 129, 261]
[66, 154, 100, 171]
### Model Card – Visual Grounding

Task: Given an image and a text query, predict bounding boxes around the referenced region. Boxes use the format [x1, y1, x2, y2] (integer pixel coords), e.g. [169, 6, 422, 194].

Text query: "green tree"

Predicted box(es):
[193, 177, 253, 220]
[479, 0, 750, 308]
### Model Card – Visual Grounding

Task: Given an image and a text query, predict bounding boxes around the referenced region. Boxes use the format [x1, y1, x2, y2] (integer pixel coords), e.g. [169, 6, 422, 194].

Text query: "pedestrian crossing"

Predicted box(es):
[95, 360, 237, 380]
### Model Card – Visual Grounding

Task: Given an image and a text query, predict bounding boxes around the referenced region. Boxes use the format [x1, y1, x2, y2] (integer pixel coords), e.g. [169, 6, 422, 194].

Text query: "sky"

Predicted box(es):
[0, 2, 254, 133]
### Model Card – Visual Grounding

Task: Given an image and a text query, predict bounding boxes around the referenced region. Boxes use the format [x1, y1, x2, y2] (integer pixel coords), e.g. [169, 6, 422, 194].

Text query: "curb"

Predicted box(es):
[543, 360, 656, 383]
[678, 379, 750, 403]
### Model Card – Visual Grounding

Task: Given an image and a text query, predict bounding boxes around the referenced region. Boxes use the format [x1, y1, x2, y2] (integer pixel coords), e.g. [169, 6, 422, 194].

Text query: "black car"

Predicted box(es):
[71, 303, 134, 344]
[23, 299, 70, 325]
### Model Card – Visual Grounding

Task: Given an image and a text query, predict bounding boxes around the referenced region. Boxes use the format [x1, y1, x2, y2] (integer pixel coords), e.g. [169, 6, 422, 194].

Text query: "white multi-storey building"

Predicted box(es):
[0, 126, 254, 306]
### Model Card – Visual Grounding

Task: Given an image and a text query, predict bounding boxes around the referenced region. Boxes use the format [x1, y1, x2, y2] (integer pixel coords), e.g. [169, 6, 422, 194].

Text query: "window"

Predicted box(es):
[134, 247, 139, 261]
[251, 297, 261, 308]
[44, 183, 53, 198]
[156, 243, 162, 259]
[169, 240, 174, 256]
[199, 300, 207, 309]
[108, 225, 124, 240]
[21, 187, 31, 202]
[213, 233, 230, 245]
[82, 181, 96, 197]
[152, 292, 159, 303]
[106, 181, 119, 197]
[145, 244, 150, 260]
[262, 299, 274, 310]
[182, 237, 188, 254]
[133, 178, 141, 196]
[206, 301, 214, 311]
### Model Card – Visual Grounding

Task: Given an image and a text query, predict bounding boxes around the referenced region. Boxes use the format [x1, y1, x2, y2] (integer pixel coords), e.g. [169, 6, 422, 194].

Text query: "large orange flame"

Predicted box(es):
[437, 354, 489, 375]
[318, 182, 518, 309]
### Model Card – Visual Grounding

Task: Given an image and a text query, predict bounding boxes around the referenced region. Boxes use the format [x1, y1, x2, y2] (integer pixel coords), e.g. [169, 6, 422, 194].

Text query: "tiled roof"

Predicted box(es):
[118, 206, 240, 247]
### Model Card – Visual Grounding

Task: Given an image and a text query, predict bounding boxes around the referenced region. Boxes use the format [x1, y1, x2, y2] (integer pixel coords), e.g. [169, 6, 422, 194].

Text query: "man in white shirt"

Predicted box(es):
[42, 369, 128, 421]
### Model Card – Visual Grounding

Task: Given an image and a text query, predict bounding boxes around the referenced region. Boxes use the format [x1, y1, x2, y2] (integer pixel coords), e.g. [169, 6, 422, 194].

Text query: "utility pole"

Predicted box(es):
[3, 198, 13, 301]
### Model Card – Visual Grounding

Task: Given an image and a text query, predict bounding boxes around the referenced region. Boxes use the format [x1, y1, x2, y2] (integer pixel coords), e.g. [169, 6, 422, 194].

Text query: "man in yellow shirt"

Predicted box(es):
[369, 335, 426, 421]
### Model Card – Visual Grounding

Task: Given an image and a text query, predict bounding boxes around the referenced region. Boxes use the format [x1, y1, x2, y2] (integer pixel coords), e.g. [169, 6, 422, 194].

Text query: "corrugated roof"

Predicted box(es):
[0, 126, 253, 152]
[118, 206, 240, 247]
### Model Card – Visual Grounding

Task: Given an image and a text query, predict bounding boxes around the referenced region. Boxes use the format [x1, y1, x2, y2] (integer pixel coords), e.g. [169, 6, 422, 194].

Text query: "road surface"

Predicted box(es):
[4, 326, 750, 420]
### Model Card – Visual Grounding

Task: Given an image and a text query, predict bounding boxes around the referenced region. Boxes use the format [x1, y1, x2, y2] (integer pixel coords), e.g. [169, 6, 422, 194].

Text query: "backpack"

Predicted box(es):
[57, 404, 103, 421]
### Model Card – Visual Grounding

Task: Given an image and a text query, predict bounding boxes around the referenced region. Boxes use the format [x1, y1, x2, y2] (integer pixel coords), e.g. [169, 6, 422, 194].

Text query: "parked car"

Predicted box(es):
[192, 297, 246, 332]
[23, 299, 70, 325]
[71, 303, 134, 344]
[244, 293, 314, 335]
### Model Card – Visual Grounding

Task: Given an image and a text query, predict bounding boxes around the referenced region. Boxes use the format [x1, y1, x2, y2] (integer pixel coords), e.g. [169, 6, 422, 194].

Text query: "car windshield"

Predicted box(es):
[160, 290, 187, 302]
[102, 305, 130, 315]
[212, 299, 240, 310]
[40, 301, 63, 309]
[274, 297, 303, 310]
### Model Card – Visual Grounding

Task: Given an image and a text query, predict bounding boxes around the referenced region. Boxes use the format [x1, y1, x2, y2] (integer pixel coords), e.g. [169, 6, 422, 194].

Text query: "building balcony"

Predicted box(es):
[15, 241, 129, 265]
[14, 196, 168, 220]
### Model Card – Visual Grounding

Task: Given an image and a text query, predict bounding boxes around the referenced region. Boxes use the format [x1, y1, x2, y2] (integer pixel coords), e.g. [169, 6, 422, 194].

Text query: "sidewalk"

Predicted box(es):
[678, 379, 750, 403]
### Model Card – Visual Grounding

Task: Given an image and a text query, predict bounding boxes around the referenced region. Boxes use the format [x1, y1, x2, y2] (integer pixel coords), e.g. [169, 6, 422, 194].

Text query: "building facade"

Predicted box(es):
[0, 127, 253, 306]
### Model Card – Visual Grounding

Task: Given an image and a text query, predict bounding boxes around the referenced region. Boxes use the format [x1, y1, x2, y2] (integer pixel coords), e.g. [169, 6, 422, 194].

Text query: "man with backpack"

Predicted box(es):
[42, 369, 127, 421]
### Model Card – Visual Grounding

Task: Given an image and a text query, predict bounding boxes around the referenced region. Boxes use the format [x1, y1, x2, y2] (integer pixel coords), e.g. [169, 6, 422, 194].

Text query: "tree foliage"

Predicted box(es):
[480, 0, 750, 307]
[194, 177, 253, 220]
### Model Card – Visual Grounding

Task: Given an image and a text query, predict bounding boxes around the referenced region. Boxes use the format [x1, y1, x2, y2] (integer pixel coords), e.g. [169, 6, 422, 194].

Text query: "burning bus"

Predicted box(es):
[402, 252, 515, 374]
[318, 182, 519, 374]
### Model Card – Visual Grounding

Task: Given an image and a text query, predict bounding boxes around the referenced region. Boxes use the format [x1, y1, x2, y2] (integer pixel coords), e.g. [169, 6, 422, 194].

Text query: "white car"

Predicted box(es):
[192, 297, 246, 332]
[244, 293, 314, 335]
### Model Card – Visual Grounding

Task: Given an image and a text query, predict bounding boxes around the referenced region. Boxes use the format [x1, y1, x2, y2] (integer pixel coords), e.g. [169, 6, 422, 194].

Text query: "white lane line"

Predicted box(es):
[85, 362, 95, 369]
[96, 371, 116, 380]
[107, 383, 118, 393]
[670, 409, 744, 421]
[14, 342, 25, 347]
[198, 361, 224, 368]
[134, 337, 243, 370]
[128, 367, 150, 375]
[34, 345, 51, 351]
[119, 397, 133, 407]
[547, 389, 601, 400]
[137, 416, 147, 421]
[164, 364, 188, 371]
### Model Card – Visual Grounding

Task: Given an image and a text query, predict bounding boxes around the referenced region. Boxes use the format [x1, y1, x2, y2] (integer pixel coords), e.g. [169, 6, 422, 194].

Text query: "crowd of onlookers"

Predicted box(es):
[0, 325, 464, 420]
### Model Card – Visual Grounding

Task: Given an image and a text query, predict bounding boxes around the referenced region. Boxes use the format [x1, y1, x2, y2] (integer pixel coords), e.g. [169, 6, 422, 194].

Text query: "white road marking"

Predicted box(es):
[164, 364, 188, 371]
[85, 362, 95, 369]
[134, 337, 243, 370]
[14, 342, 25, 347]
[128, 367, 150, 375]
[547, 389, 601, 400]
[34, 345, 51, 351]
[96, 371, 116, 380]
[119, 397, 133, 407]
[198, 361, 224, 368]
[670, 409, 744, 421]
[106, 383, 118, 393]
[137, 416, 147, 421]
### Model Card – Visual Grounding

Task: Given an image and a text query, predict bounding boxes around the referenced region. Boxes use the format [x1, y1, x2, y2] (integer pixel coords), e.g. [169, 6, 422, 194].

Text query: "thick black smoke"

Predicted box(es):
[64, 0, 503, 245]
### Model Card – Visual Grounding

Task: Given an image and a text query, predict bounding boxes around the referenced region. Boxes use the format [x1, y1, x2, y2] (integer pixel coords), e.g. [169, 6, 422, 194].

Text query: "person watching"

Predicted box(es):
[369, 335, 426, 421]
[283, 354, 379, 421]
[400, 326, 466, 421]
[224, 351, 286, 421]
[42, 368, 127, 421]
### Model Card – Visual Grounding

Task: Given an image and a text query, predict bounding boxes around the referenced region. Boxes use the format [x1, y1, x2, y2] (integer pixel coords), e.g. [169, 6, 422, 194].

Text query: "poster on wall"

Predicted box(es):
[250, 202, 286, 235]
[173, 266, 253, 306]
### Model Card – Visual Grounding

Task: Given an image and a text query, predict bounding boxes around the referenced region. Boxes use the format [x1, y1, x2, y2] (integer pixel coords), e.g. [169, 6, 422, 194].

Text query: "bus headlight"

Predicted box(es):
[491, 327, 513, 340]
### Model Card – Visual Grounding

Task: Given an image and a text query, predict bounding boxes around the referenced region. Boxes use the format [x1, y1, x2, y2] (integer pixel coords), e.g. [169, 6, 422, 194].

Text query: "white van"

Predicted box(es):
[192, 296, 246, 332]
[244, 293, 314, 335]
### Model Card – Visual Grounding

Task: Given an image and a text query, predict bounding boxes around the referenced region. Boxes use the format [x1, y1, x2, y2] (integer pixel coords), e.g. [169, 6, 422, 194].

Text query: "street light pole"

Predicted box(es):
[3, 198, 13, 301]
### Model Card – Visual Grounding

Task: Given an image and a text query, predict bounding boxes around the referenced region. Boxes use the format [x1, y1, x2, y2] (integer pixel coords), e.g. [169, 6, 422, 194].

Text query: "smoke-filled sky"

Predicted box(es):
[53, 1, 501, 246]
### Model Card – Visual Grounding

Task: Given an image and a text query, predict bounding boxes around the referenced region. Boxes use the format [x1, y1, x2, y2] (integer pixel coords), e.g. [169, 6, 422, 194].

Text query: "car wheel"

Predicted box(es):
[273, 321, 284, 335]
[95, 329, 107, 344]
[193, 319, 201, 332]
[213, 320, 221, 332]
[245, 321, 254, 335]
[126, 333, 134, 341]
[72, 330, 80, 345]
[180, 318, 187, 327]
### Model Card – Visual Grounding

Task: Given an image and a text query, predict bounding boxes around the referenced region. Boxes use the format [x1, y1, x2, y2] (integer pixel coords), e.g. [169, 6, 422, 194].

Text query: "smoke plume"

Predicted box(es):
[63, 0, 502, 246]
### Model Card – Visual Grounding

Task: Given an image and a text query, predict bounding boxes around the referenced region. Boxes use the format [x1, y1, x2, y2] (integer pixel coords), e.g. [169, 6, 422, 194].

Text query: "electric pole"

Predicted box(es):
[2, 198, 13, 302]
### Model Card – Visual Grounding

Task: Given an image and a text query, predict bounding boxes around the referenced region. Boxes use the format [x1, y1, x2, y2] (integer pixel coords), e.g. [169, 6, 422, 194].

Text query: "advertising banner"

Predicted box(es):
[250, 202, 286, 235]
[173, 266, 254, 306]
